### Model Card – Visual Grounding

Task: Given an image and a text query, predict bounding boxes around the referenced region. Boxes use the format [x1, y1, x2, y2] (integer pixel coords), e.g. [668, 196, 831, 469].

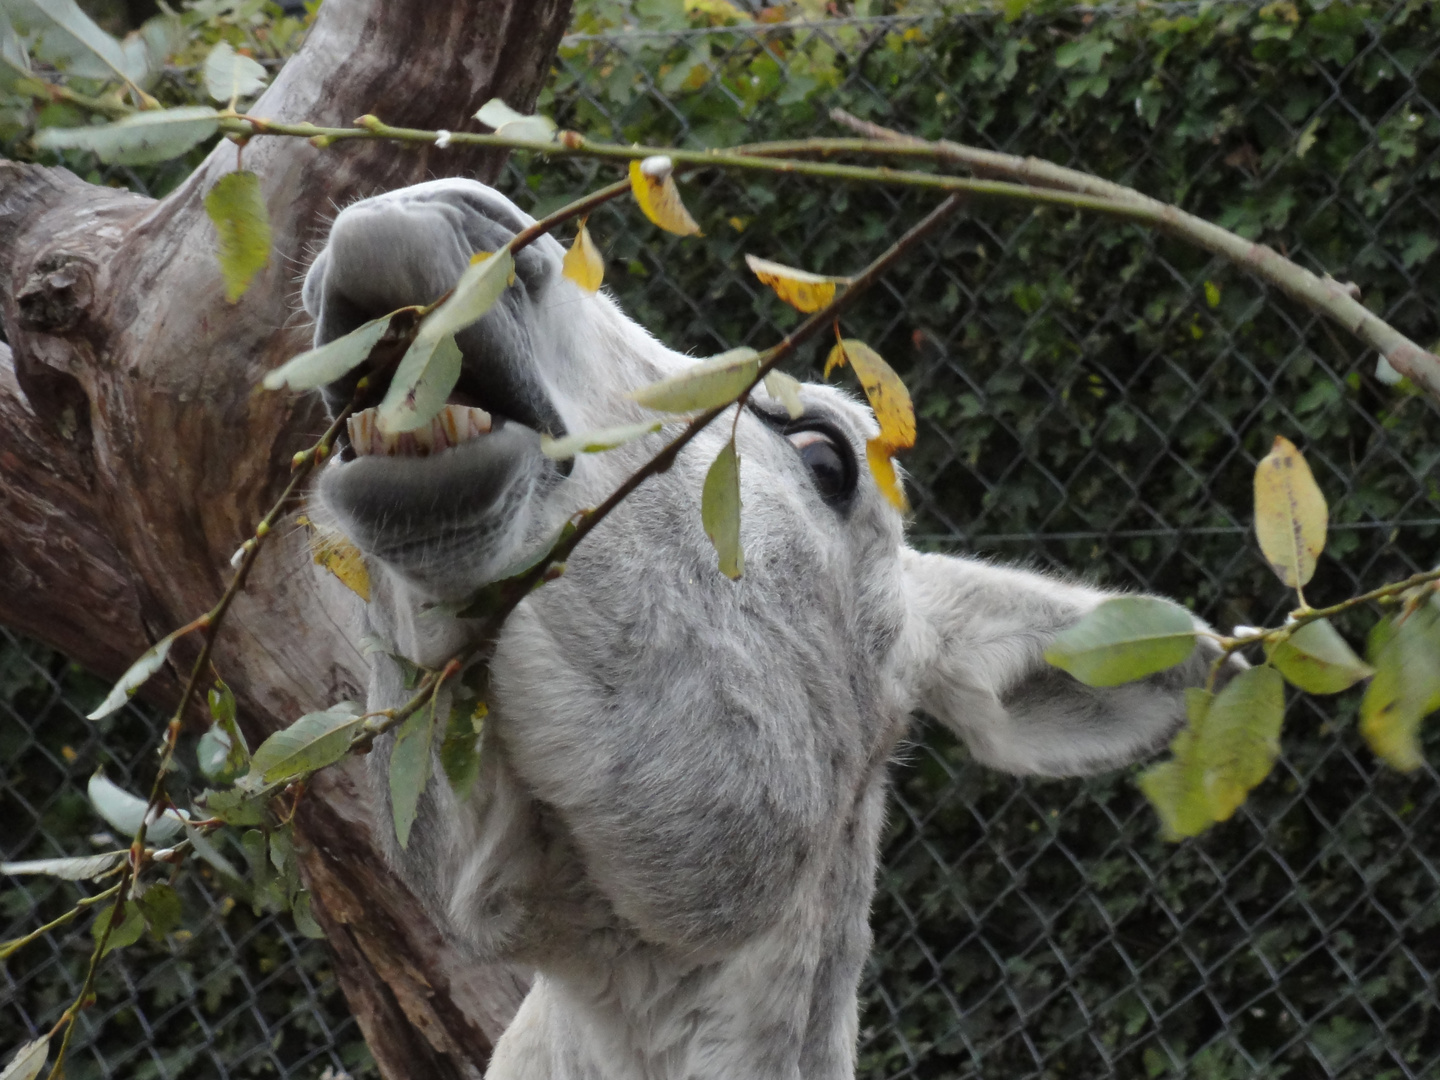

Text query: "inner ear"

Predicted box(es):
[900, 549, 1198, 778]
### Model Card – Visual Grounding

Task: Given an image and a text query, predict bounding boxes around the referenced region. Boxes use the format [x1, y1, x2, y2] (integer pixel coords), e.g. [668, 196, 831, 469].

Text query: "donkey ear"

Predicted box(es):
[898, 549, 1218, 778]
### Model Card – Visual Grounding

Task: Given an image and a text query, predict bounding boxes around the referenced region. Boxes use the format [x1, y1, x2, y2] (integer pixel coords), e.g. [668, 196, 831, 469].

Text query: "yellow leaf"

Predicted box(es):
[1253, 435, 1328, 590]
[563, 217, 604, 293]
[744, 254, 850, 313]
[629, 157, 702, 237]
[866, 438, 908, 513]
[824, 338, 916, 453]
[309, 530, 371, 601]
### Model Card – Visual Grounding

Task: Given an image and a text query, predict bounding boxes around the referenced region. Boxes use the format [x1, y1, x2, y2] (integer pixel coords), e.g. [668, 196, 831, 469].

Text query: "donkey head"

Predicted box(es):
[302, 179, 1224, 1080]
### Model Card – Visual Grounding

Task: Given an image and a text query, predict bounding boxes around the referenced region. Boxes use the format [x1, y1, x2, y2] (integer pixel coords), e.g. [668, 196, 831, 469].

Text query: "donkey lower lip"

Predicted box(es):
[320, 418, 556, 569]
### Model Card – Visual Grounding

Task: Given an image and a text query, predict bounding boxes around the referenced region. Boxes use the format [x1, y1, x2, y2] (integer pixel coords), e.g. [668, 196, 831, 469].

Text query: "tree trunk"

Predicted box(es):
[0, 0, 572, 1074]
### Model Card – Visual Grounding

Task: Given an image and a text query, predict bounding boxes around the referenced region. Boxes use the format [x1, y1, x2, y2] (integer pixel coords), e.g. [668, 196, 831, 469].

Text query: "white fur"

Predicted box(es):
[302, 180, 1232, 1079]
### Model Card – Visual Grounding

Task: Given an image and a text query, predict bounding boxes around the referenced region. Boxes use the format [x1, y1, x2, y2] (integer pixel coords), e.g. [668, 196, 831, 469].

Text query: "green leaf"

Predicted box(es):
[1, 1037, 48, 1080]
[1253, 435, 1328, 590]
[1139, 666, 1286, 840]
[291, 890, 326, 939]
[87, 628, 180, 719]
[137, 881, 182, 939]
[241, 829, 283, 914]
[763, 369, 804, 419]
[0, 851, 125, 880]
[424, 248, 516, 342]
[202, 41, 267, 103]
[87, 772, 185, 841]
[204, 171, 271, 303]
[268, 824, 300, 905]
[439, 700, 485, 798]
[184, 823, 243, 882]
[1265, 618, 1373, 695]
[243, 702, 363, 787]
[262, 314, 393, 392]
[5, 0, 141, 83]
[196, 787, 267, 827]
[631, 348, 759, 413]
[540, 420, 662, 460]
[1043, 596, 1197, 687]
[1360, 606, 1440, 772]
[701, 437, 743, 580]
[375, 331, 462, 435]
[92, 899, 145, 956]
[36, 106, 220, 165]
[389, 705, 437, 849]
[198, 679, 249, 783]
[474, 98, 557, 143]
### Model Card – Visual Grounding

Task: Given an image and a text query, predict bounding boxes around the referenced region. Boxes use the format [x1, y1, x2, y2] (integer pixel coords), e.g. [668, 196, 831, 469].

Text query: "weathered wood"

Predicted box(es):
[0, 0, 573, 1073]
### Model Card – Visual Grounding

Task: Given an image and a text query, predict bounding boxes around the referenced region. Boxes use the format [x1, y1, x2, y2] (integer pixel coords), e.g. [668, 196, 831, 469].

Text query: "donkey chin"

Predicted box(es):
[302, 178, 1239, 1080]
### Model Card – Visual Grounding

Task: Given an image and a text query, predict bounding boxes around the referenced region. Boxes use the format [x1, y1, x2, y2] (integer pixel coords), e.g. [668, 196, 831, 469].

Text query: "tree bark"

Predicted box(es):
[0, 0, 572, 1074]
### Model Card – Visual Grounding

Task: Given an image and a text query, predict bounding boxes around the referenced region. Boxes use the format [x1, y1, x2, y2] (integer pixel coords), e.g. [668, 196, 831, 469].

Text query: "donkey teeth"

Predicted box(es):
[348, 405, 493, 458]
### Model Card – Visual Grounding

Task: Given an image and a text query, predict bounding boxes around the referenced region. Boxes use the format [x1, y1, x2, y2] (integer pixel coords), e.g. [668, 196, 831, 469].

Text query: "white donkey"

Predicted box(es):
[302, 180, 1228, 1080]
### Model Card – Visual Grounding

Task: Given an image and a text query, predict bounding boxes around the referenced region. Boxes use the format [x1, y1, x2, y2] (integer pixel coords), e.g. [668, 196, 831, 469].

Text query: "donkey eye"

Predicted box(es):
[786, 428, 855, 506]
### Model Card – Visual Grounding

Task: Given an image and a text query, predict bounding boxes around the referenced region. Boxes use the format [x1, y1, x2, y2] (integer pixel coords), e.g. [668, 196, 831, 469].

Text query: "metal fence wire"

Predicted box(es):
[5, 3, 1440, 1078]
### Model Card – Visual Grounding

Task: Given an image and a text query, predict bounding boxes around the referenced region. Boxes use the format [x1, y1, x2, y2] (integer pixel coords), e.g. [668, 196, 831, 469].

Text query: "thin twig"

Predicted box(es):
[0, 883, 123, 962]
[828, 108, 1440, 404]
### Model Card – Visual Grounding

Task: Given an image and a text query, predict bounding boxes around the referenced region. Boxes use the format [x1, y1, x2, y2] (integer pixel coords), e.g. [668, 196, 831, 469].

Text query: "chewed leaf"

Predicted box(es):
[87, 773, 186, 841]
[1044, 596, 1197, 687]
[376, 332, 462, 435]
[308, 529, 371, 601]
[629, 157, 702, 236]
[541, 420, 662, 460]
[422, 247, 516, 342]
[243, 702, 363, 786]
[632, 347, 759, 413]
[389, 706, 436, 849]
[824, 338, 916, 453]
[88, 630, 180, 720]
[204, 170, 271, 302]
[563, 218, 604, 292]
[203, 41, 267, 103]
[1139, 667, 1285, 840]
[744, 254, 850, 313]
[1254, 435, 1328, 590]
[702, 438, 743, 579]
[1, 1037, 47, 1080]
[36, 106, 219, 165]
[1264, 618, 1372, 695]
[262, 315, 392, 392]
[474, 98, 557, 143]
[1360, 606, 1440, 771]
[866, 439, 908, 513]
[763, 370, 804, 419]
[1, 851, 126, 880]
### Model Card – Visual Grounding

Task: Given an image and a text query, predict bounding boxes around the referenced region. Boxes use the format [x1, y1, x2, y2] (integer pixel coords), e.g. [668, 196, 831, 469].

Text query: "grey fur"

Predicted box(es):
[303, 180, 1234, 1080]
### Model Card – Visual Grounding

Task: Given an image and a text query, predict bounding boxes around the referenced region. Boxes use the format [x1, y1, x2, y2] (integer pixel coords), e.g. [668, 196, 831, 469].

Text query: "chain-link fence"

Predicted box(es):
[5, 2, 1440, 1078]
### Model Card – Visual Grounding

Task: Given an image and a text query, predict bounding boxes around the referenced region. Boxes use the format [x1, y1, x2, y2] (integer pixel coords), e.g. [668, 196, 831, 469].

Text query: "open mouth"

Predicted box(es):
[344, 402, 496, 459]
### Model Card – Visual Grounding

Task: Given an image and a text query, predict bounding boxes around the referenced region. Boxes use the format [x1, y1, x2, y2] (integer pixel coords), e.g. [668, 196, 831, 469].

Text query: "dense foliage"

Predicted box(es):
[4, 1, 1439, 1078]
